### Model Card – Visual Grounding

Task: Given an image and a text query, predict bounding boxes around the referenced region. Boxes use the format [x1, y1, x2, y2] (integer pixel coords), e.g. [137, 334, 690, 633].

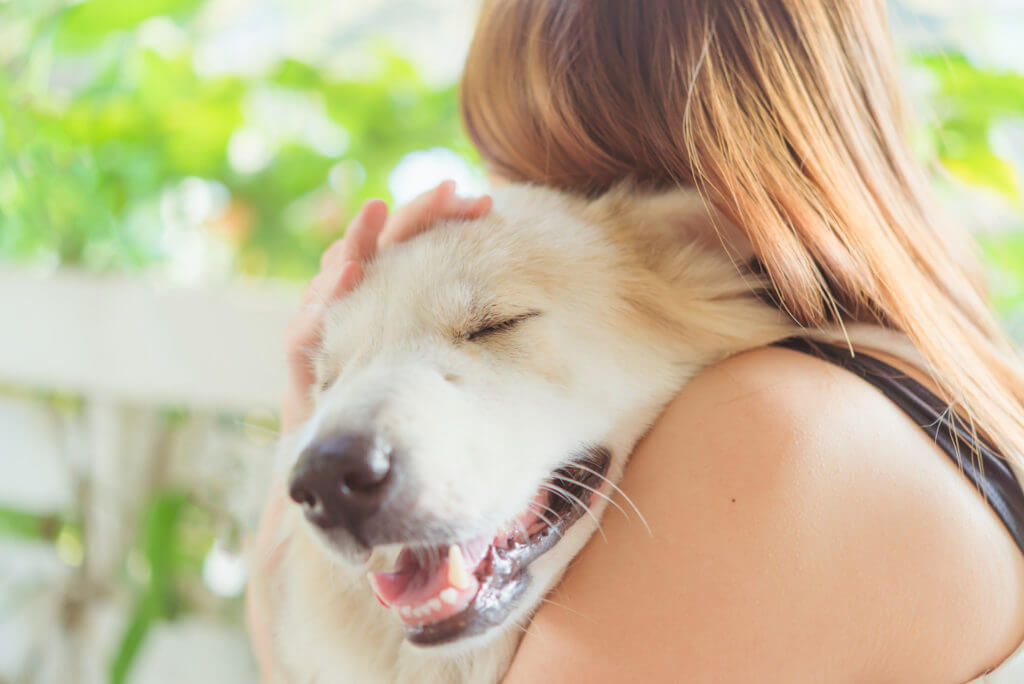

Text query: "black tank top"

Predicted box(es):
[774, 336, 1024, 555]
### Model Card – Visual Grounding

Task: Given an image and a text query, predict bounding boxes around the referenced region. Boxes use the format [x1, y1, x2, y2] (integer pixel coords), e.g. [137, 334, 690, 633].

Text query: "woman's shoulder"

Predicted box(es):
[506, 346, 1024, 683]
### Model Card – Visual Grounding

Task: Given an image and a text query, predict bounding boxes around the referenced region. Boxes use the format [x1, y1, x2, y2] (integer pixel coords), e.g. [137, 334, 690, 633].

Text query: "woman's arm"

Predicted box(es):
[505, 347, 1024, 683]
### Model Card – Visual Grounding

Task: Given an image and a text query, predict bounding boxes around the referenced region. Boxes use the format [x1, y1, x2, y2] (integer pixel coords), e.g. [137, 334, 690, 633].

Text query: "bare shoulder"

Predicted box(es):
[507, 347, 1024, 683]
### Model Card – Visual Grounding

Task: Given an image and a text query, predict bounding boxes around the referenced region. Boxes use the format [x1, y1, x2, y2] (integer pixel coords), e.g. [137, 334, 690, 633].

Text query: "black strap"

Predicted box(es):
[774, 336, 1024, 556]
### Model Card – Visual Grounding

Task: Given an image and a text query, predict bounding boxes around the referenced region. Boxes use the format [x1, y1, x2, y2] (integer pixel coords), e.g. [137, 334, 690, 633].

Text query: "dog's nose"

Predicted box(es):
[288, 432, 394, 529]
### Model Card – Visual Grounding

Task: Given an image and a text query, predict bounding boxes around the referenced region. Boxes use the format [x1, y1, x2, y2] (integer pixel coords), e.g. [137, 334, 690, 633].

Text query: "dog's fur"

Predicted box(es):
[261, 184, 907, 682]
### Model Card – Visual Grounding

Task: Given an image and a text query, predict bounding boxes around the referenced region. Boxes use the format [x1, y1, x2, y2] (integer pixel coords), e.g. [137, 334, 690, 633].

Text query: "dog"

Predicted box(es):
[261, 183, 885, 682]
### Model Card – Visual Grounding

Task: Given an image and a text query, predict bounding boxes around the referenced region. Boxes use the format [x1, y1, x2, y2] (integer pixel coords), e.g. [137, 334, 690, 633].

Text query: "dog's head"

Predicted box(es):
[282, 184, 780, 650]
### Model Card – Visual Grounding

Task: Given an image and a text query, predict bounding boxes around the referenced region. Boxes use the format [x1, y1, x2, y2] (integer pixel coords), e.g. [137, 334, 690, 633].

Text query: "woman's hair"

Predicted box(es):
[460, 0, 1024, 463]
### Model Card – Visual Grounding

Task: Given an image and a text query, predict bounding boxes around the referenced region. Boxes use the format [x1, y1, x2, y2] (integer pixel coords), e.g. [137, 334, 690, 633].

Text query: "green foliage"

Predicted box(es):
[916, 53, 1024, 202]
[980, 231, 1024, 315]
[914, 53, 1024, 316]
[0, 505, 63, 541]
[55, 0, 204, 50]
[0, 1, 473, 279]
[109, 491, 189, 684]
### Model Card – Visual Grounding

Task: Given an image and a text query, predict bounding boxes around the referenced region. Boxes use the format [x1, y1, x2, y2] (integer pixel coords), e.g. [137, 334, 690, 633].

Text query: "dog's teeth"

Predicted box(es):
[400, 606, 412, 618]
[428, 598, 442, 611]
[440, 588, 458, 605]
[448, 544, 472, 590]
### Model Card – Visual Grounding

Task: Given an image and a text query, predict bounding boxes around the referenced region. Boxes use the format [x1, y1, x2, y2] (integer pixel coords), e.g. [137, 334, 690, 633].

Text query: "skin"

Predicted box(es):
[248, 180, 1024, 682]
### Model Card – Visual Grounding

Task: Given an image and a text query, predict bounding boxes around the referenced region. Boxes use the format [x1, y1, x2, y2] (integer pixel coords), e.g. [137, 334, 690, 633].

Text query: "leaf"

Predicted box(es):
[916, 52, 1024, 201]
[108, 491, 188, 684]
[54, 0, 204, 51]
[0, 505, 62, 541]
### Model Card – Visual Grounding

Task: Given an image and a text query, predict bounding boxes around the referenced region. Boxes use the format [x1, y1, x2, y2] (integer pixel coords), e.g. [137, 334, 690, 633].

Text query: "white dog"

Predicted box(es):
[262, 183, 866, 682]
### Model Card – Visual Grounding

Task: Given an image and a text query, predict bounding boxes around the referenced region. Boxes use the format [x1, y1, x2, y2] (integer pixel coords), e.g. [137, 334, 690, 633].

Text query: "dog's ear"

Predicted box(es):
[582, 183, 793, 360]
[585, 184, 753, 274]
[581, 182, 753, 262]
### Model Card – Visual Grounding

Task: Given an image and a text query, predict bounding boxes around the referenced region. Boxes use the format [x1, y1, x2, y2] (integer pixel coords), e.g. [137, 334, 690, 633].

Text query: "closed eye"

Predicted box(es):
[466, 310, 541, 342]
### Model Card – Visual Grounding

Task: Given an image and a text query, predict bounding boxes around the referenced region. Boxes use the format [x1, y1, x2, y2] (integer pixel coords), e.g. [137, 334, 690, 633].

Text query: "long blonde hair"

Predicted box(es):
[460, 0, 1024, 464]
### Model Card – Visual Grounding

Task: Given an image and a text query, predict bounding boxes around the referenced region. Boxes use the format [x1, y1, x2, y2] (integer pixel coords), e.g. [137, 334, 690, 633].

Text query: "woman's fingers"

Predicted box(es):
[331, 260, 363, 299]
[375, 180, 454, 248]
[321, 199, 388, 271]
[291, 261, 361, 356]
[301, 270, 338, 308]
[282, 307, 321, 388]
[377, 180, 492, 248]
[347, 199, 388, 262]
[289, 200, 386, 384]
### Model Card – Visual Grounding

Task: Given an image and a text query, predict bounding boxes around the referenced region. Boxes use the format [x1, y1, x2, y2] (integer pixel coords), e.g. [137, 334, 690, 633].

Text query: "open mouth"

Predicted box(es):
[367, 447, 611, 645]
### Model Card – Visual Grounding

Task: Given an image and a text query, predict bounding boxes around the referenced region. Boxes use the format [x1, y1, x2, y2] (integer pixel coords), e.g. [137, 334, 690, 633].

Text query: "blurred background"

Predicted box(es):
[0, 0, 1022, 682]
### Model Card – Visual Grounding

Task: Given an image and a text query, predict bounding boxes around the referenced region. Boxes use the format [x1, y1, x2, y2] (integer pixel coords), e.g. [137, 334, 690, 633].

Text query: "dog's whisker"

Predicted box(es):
[537, 484, 576, 515]
[529, 500, 562, 524]
[538, 596, 592, 620]
[569, 462, 653, 536]
[539, 483, 607, 542]
[551, 475, 629, 520]
[509, 618, 544, 641]
[526, 504, 555, 528]
[526, 503, 562, 535]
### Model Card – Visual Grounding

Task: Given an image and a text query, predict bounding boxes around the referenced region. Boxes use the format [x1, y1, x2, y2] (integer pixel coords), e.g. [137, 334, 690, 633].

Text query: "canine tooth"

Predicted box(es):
[400, 606, 412, 618]
[440, 588, 458, 605]
[448, 544, 472, 590]
[428, 598, 442, 611]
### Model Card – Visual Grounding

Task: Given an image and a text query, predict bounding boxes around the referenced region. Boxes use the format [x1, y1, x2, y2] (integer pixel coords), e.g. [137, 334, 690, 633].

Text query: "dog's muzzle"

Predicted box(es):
[289, 432, 613, 646]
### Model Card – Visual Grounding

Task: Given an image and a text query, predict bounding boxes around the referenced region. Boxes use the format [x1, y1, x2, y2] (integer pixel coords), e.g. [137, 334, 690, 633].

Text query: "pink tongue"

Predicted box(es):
[372, 550, 448, 606]
[371, 537, 491, 608]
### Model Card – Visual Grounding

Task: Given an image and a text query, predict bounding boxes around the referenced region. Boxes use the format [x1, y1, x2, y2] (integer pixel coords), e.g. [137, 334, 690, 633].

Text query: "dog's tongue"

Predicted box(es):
[368, 494, 550, 626]
[368, 537, 491, 625]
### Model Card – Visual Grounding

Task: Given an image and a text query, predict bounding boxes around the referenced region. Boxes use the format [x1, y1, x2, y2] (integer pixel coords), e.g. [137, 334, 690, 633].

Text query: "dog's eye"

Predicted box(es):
[466, 311, 540, 342]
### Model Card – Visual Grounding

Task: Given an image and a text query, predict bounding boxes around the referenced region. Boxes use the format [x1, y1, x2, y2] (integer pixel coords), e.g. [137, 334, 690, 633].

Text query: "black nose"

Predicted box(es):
[288, 432, 395, 530]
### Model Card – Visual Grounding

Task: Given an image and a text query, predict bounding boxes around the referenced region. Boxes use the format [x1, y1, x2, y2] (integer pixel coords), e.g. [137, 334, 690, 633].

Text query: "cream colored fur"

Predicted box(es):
[261, 183, 909, 682]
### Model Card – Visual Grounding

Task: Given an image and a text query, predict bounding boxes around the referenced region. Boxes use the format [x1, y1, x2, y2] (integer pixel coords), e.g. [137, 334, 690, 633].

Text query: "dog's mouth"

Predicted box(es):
[367, 448, 611, 645]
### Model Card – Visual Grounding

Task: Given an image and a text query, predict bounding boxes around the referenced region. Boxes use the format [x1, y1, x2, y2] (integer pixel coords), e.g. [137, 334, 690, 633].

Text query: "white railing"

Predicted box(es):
[0, 265, 300, 684]
[0, 266, 298, 411]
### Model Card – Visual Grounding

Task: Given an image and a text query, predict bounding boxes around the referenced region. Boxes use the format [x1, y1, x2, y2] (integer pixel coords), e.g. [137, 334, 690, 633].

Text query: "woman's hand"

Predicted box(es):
[246, 180, 492, 680]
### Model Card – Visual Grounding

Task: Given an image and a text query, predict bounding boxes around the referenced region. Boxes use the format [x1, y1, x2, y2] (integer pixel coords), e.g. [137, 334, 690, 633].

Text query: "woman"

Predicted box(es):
[249, 1, 1024, 680]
